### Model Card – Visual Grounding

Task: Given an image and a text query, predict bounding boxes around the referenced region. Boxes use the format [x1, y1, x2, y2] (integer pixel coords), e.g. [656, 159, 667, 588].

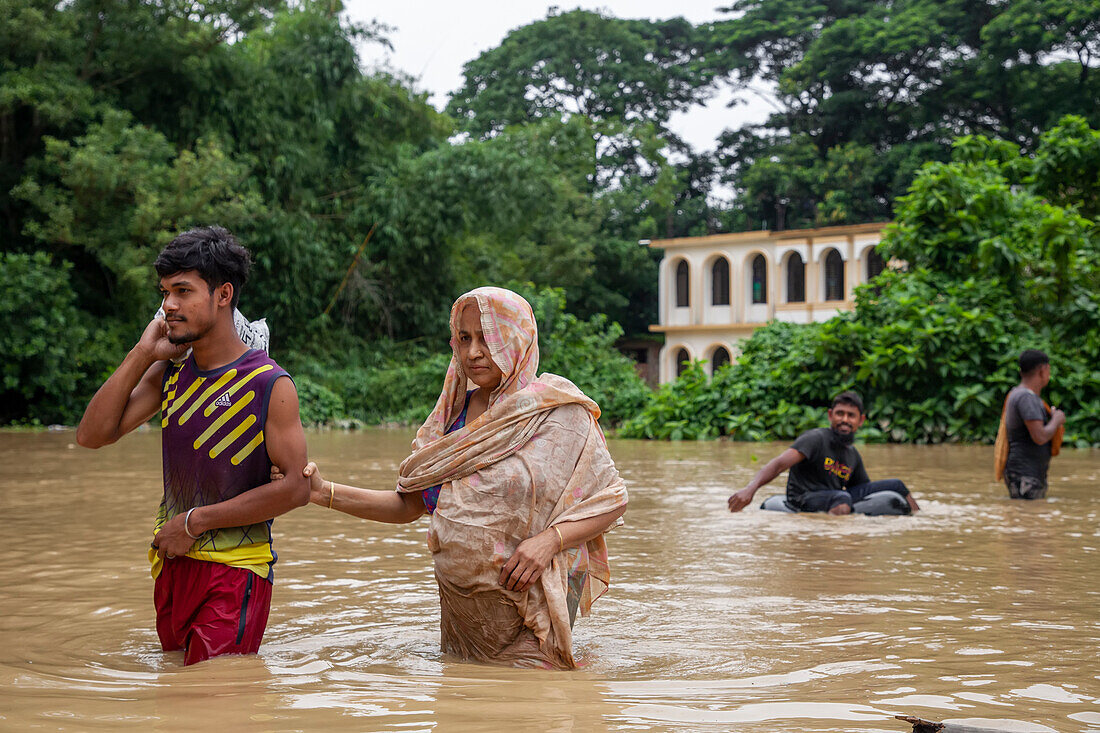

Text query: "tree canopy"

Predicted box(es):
[709, 0, 1100, 229]
[622, 116, 1100, 445]
[2, 0, 1098, 432]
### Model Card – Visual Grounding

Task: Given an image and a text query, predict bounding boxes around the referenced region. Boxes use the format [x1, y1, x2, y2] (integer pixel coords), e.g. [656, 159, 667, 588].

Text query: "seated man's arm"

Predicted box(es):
[728, 448, 805, 512]
[152, 376, 310, 558]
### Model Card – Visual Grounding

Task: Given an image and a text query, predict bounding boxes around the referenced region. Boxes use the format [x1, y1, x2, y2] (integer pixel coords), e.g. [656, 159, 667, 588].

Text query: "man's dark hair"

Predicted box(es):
[831, 390, 864, 414]
[1018, 349, 1050, 376]
[154, 226, 251, 309]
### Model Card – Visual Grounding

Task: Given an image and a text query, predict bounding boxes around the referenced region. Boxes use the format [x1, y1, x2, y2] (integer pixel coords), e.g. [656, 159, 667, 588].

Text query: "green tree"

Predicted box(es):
[1027, 115, 1100, 220]
[14, 108, 263, 321]
[0, 0, 94, 243]
[351, 128, 597, 339]
[449, 9, 714, 137]
[882, 118, 1099, 314]
[714, 0, 1100, 148]
[9, 0, 454, 342]
[708, 0, 1100, 229]
[0, 253, 106, 424]
[623, 117, 1100, 445]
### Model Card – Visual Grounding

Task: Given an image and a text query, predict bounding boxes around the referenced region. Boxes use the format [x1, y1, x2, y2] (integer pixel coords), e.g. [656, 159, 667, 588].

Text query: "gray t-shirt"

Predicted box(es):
[1004, 385, 1051, 479]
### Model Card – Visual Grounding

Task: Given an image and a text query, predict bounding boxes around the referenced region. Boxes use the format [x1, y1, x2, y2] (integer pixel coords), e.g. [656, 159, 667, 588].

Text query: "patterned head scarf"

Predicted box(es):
[413, 287, 539, 448]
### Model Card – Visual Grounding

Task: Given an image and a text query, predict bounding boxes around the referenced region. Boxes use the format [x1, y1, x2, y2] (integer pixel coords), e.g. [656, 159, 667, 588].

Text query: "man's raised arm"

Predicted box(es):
[728, 448, 806, 512]
[77, 318, 185, 448]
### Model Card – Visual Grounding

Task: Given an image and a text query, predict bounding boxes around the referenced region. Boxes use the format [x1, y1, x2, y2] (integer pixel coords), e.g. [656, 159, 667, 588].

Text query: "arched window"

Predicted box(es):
[751, 254, 767, 304]
[676, 348, 690, 377]
[675, 260, 689, 308]
[711, 258, 730, 306]
[786, 252, 805, 303]
[825, 249, 845, 301]
[711, 346, 731, 373]
[866, 248, 885, 280]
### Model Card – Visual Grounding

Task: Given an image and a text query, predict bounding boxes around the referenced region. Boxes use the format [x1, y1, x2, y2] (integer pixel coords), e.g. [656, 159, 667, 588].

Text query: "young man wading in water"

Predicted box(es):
[727, 391, 920, 515]
[77, 226, 309, 665]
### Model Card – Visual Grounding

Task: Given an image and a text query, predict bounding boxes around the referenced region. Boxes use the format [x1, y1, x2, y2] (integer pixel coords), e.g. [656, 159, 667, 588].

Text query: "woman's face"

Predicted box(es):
[456, 304, 504, 391]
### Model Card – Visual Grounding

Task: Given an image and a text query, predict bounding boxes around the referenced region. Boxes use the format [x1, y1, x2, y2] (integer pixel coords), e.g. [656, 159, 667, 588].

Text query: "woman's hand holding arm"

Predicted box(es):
[499, 503, 627, 592]
[272, 462, 425, 523]
[310, 461, 426, 523]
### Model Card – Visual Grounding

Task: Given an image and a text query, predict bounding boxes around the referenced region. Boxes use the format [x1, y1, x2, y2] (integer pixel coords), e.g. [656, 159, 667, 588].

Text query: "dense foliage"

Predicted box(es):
[0, 253, 93, 423]
[709, 0, 1100, 230]
[2, 1, 1098, 437]
[2, 0, 661, 426]
[287, 286, 651, 428]
[621, 117, 1100, 445]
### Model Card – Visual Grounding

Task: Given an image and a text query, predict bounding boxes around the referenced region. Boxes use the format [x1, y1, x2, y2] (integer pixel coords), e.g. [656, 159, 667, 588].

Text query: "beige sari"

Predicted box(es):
[397, 288, 627, 669]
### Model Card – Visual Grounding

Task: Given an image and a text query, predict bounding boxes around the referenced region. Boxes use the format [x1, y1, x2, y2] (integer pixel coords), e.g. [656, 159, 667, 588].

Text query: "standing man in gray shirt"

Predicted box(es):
[998, 349, 1066, 499]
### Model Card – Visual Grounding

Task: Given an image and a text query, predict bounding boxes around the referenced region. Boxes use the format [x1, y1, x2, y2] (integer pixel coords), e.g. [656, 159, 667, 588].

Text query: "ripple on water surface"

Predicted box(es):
[1, 432, 1099, 731]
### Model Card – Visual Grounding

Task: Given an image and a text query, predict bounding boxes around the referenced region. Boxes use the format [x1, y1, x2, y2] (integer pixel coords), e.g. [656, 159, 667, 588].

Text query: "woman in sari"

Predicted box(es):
[303, 287, 628, 669]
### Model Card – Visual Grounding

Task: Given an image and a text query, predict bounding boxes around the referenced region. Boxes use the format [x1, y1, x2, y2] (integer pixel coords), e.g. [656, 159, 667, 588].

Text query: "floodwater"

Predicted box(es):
[1, 429, 1098, 733]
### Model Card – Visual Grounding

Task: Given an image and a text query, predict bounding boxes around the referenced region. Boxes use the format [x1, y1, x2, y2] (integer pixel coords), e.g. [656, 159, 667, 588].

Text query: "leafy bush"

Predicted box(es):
[0, 253, 104, 424]
[290, 285, 651, 428]
[295, 376, 347, 427]
[524, 286, 652, 426]
[327, 353, 451, 425]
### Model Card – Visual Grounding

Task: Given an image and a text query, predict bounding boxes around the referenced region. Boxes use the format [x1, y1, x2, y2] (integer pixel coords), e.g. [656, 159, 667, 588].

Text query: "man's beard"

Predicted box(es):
[167, 319, 208, 345]
[831, 427, 855, 445]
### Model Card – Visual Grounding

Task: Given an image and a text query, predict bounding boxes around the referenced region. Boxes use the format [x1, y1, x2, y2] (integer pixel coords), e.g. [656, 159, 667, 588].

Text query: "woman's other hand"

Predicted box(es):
[499, 529, 559, 592]
[269, 464, 285, 482]
[303, 461, 328, 506]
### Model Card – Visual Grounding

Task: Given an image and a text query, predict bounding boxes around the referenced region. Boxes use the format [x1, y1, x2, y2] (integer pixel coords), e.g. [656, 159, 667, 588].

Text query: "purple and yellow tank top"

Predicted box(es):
[149, 349, 289, 581]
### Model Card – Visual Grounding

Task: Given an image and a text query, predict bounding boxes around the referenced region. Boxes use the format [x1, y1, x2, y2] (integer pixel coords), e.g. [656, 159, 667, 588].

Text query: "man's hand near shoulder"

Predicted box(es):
[77, 317, 188, 448]
[728, 448, 806, 512]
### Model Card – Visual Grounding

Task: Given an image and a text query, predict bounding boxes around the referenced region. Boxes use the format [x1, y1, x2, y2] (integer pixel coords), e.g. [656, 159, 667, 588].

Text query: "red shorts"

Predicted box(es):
[154, 556, 272, 665]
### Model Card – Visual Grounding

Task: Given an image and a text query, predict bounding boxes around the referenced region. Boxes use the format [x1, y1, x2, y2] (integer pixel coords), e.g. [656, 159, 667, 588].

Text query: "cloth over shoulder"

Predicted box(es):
[397, 286, 627, 668]
[397, 371, 627, 618]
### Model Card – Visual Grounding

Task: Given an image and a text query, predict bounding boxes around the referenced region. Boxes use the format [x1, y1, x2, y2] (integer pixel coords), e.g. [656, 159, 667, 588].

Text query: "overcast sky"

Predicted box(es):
[342, 1, 778, 152]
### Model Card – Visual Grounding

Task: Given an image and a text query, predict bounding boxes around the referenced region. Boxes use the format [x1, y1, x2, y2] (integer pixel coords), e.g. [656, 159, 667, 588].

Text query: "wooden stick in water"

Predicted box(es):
[896, 715, 1016, 733]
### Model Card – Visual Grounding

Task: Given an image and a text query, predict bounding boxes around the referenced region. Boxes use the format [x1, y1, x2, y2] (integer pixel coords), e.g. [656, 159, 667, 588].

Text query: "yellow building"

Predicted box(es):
[650, 222, 889, 384]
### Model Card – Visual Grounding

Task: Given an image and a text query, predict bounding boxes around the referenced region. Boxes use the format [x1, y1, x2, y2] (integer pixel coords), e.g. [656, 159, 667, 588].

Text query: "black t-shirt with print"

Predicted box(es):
[785, 427, 870, 504]
[1004, 385, 1052, 479]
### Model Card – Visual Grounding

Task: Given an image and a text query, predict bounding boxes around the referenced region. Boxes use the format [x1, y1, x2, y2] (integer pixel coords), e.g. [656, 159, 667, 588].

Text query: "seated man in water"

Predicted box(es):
[727, 391, 920, 515]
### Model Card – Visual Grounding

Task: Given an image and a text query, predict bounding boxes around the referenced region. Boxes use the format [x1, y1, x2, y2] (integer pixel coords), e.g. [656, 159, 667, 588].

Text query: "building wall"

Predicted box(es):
[652, 223, 889, 383]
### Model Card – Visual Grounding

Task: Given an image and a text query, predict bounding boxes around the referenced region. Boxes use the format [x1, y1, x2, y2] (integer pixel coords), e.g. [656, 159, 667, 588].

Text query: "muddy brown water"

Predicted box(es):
[1, 429, 1098, 732]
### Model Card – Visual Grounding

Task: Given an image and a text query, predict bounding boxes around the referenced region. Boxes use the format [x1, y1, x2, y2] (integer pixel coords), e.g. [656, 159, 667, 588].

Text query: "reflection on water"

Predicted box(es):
[1, 430, 1098, 731]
